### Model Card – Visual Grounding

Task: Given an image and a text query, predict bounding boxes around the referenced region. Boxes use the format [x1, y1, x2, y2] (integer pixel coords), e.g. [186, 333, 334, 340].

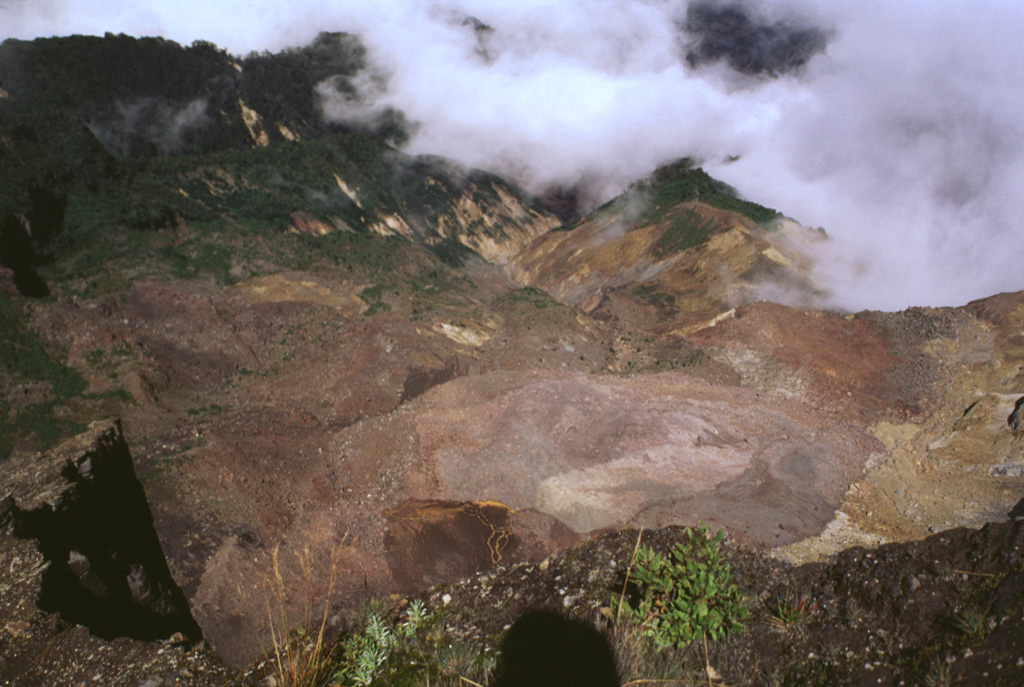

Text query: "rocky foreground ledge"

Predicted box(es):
[0, 420, 234, 686]
[2, 422, 1023, 686]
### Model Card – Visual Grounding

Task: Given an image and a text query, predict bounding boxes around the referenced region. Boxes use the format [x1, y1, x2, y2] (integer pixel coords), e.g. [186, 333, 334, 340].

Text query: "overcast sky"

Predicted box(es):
[2, 0, 1022, 311]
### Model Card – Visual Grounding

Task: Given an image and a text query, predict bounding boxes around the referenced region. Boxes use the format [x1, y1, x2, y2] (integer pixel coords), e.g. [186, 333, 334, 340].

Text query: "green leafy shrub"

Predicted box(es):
[334, 603, 425, 686]
[616, 524, 747, 649]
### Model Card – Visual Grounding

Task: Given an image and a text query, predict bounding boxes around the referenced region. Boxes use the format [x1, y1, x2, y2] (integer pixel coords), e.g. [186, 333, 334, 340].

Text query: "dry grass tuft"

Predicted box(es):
[264, 537, 349, 687]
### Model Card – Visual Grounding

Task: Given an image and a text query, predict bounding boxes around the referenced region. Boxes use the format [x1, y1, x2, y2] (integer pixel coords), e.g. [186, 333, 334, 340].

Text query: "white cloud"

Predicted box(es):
[2, 0, 1022, 310]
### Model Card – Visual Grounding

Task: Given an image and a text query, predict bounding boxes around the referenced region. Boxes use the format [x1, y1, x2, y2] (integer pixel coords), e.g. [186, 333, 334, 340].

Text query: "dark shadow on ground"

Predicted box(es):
[490, 609, 617, 687]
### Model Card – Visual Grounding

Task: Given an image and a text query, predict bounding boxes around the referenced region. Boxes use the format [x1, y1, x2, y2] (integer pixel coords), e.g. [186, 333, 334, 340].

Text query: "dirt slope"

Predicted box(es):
[2, 151, 1022, 666]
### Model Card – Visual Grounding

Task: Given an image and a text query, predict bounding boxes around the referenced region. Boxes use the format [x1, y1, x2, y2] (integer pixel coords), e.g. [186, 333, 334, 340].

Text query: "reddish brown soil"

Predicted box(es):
[4, 258, 1023, 674]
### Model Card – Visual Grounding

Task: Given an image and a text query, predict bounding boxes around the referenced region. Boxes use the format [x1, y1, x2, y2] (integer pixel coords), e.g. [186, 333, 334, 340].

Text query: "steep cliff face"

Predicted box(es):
[2, 419, 199, 652]
[327, 156, 560, 262]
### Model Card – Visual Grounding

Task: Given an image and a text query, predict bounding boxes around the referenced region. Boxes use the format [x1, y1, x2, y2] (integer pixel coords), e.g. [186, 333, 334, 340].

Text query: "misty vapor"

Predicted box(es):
[1, 0, 1022, 310]
[86, 97, 209, 157]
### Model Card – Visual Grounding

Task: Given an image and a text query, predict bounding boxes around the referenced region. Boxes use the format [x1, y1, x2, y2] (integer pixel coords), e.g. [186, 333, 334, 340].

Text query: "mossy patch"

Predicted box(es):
[495, 286, 561, 310]
[654, 208, 720, 255]
[0, 299, 91, 457]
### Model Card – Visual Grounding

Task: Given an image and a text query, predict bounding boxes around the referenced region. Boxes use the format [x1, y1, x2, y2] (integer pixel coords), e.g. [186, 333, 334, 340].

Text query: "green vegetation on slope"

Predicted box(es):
[655, 207, 721, 255]
[494, 286, 562, 310]
[0, 299, 88, 458]
[8, 123, 549, 293]
[559, 159, 779, 251]
[4, 130, 438, 291]
[0, 32, 400, 153]
[0, 34, 237, 110]
[640, 159, 779, 225]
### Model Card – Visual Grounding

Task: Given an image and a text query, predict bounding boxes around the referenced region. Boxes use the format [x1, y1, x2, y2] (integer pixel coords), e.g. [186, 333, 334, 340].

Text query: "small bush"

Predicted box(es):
[359, 284, 391, 316]
[950, 604, 988, 641]
[335, 612, 397, 686]
[766, 592, 816, 628]
[616, 524, 747, 649]
[334, 598, 494, 687]
[494, 286, 558, 310]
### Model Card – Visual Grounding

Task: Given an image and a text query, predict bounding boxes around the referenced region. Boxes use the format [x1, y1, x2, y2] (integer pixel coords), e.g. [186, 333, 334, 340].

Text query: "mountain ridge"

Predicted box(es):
[1, 31, 1022, 685]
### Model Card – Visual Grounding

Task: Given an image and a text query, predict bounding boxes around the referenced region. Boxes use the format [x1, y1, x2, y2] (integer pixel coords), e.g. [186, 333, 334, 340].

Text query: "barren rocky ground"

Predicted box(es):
[4, 254, 1022, 684]
[2, 35, 1023, 682]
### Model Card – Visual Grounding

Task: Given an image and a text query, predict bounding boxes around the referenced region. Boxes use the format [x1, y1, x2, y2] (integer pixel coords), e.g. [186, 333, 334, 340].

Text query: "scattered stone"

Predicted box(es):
[3, 620, 32, 639]
[989, 463, 1024, 477]
[905, 574, 922, 593]
[166, 632, 189, 647]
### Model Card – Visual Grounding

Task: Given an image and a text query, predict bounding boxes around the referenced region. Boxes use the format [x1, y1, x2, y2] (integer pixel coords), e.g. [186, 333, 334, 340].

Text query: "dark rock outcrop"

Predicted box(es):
[384, 499, 579, 591]
[1009, 395, 1024, 434]
[2, 419, 200, 641]
[0, 212, 49, 297]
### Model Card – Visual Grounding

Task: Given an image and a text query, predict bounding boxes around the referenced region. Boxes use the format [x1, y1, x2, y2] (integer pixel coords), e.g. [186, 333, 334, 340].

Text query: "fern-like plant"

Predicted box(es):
[334, 610, 400, 686]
